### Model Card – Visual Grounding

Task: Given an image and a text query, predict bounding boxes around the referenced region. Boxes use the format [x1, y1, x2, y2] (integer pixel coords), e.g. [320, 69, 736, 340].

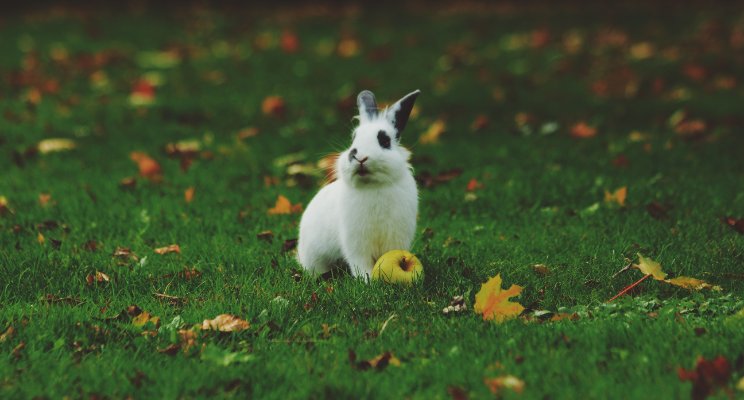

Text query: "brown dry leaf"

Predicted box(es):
[184, 187, 195, 203]
[570, 122, 597, 138]
[471, 114, 490, 132]
[237, 127, 259, 140]
[267, 195, 303, 215]
[531, 264, 550, 276]
[257, 230, 274, 242]
[349, 350, 401, 370]
[154, 244, 181, 255]
[113, 246, 138, 262]
[419, 119, 446, 144]
[85, 271, 110, 285]
[201, 314, 250, 332]
[484, 375, 525, 395]
[129, 152, 162, 181]
[666, 277, 722, 291]
[261, 96, 286, 118]
[604, 186, 627, 207]
[37, 138, 76, 154]
[474, 274, 525, 322]
[634, 253, 667, 280]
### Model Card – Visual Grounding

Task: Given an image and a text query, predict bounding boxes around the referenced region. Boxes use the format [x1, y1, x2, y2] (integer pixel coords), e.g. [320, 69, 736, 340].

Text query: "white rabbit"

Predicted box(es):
[297, 89, 420, 279]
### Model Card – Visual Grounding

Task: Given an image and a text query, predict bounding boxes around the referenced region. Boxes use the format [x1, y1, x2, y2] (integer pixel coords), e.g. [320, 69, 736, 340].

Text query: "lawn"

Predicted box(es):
[1, 2, 744, 399]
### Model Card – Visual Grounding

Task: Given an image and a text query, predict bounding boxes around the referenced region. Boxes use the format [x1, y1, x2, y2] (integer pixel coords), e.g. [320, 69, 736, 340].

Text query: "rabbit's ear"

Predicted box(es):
[357, 90, 378, 122]
[386, 90, 420, 138]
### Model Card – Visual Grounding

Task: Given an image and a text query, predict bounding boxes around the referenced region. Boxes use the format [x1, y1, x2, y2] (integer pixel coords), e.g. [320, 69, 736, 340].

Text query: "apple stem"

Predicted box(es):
[607, 274, 651, 302]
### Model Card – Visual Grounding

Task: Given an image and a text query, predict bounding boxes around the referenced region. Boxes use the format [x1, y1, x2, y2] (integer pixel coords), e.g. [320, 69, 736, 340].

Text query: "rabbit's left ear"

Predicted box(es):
[386, 90, 420, 138]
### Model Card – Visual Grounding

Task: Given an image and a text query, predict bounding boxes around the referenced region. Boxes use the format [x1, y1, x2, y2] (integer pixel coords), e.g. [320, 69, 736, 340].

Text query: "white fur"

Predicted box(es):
[297, 91, 419, 279]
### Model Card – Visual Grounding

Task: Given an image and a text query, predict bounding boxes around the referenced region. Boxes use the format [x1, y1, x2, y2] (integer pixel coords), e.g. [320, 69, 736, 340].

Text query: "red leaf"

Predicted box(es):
[677, 356, 731, 400]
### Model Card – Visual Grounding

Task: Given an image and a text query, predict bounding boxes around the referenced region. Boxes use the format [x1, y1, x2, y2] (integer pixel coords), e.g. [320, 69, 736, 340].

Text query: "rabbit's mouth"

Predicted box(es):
[355, 165, 370, 177]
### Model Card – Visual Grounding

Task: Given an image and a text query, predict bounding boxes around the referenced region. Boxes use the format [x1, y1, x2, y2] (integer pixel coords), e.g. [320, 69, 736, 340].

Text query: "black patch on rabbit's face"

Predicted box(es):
[377, 130, 391, 149]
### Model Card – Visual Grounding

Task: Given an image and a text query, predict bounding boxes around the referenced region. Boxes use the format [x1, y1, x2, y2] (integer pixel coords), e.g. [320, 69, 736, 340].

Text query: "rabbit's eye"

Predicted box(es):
[377, 130, 391, 149]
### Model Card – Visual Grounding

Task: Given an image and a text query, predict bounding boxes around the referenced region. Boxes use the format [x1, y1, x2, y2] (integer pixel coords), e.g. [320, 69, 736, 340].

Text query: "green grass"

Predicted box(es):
[1, 3, 744, 399]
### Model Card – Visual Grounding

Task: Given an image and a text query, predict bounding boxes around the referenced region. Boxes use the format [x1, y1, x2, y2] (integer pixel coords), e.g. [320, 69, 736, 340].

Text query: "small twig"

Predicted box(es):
[153, 293, 181, 300]
[611, 261, 634, 279]
[608, 274, 652, 302]
[379, 313, 397, 337]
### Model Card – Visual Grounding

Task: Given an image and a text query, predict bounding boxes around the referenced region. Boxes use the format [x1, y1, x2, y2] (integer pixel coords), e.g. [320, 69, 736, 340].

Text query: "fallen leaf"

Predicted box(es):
[132, 311, 160, 329]
[280, 30, 300, 53]
[184, 187, 195, 203]
[119, 177, 137, 189]
[484, 375, 525, 395]
[677, 356, 731, 400]
[38, 193, 52, 207]
[646, 202, 670, 219]
[154, 244, 181, 255]
[722, 217, 744, 234]
[201, 314, 250, 332]
[157, 344, 181, 356]
[129, 78, 156, 106]
[737, 376, 744, 392]
[447, 386, 468, 400]
[261, 95, 286, 117]
[416, 168, 463, 188]
[666, 277, 722, 291]
[113, 246, 138, 262]
[349, 350, 401, 370]
[531, 264, 550, 276]
[419, 119, 446, 144]
[474, 274, 525, 322]
[634, 253, 667, 280]
[0, 196, 11, 216]
[129, 152, 162, 181]
[466, 179, 483, 192]
[283, 238, 298, 253]
[85, 271, 110, 285]
[237, 127, 259, 140]
[37, 232, 45, 245]
[337, 37, 360, 57]
[570, 121, 597, 138]
[604, 186, 627, 207]
[267, 195, 303, 215]
[0, 326, 15, 343]
[470, 115, 490, 132]
[37, 138, 76, 154]
[257, 231, 274, 242]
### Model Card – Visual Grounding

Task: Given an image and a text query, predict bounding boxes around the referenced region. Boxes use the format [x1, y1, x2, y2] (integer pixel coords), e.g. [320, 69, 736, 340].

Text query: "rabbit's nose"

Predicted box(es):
[358, 156, 369, 164]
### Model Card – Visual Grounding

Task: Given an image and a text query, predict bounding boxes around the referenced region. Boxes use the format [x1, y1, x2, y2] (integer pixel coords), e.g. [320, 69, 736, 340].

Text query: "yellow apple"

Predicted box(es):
[372, 250, 424, 285]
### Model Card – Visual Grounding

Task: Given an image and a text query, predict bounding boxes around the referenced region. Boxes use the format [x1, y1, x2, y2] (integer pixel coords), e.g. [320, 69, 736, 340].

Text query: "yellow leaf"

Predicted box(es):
[604, 186, 627, 206]
[665, 276, 722, 291]
[737, 376, 744, 392]
[132, 311, 160, 328]
[37, 138, 76, 154]
[484, 375, 525, 395]
[37, 232, 45, 245]
[267, 195, 303, 215]
[368, 352, 401, 367]
[474, 274, 525, 322]
[201, 314, 250, 332]
[419, 119, 446, 144]
[634, 254, 667, 280]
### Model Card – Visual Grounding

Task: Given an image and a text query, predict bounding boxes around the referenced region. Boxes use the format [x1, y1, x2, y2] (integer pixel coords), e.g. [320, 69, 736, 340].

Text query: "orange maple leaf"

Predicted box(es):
[268, 195, 303, 215]
[474, 274, 525, 322]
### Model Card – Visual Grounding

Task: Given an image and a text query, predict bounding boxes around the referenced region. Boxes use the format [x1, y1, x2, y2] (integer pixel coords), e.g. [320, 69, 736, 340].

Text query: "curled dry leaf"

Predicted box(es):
[37, 138, 76, 154]
[474, 274, 525, 323]
[132, 311, 160, 329]
[0, 325, 15, 343]
[85, 271, 110, 285]
[113, 246, 138, 262]
[722, 216, 744, 234]
[666, 277, 722, 291]
[154, 244, 181, 255]
[129, 152, 162, 181]
[484, 375, 525, 395]
[201, 314, 250, 332]
[268, 195, 303, 215]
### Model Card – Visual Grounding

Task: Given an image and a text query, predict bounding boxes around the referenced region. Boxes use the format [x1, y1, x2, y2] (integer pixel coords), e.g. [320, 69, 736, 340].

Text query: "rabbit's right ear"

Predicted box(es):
[357, 90, 378, 122]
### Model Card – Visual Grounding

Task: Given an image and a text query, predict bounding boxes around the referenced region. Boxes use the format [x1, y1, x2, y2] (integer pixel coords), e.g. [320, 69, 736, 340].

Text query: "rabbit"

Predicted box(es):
[297, 89, 420, 279]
